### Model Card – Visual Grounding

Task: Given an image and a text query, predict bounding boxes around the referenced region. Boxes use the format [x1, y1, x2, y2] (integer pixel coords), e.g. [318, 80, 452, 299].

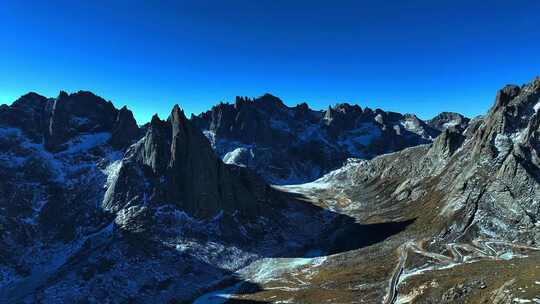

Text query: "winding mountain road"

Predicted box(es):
[384, 238, 540, 303]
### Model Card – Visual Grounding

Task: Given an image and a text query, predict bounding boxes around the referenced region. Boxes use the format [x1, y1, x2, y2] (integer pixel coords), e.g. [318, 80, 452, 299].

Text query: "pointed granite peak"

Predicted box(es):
[150, 113, 163, 125]
[170, 104, 187, 122]
[235, 96, 252, 108]
[110, 105, 139, 149]
[492, 84, 521, 112]
[169, 105, 191, 154]
[57, 90, 69, 99]
[106, 102, 265, 218]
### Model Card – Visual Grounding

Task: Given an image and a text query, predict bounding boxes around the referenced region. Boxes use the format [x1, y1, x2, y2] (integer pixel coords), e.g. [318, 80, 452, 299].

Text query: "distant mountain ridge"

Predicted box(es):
[1, 91, 467, 185]
[191, 93, 468, 184]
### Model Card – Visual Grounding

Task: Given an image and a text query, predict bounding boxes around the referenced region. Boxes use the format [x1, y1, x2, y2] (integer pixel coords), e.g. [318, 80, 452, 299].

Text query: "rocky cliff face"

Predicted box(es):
[192, 94, 456, 184]
[104, 104, 273, 218]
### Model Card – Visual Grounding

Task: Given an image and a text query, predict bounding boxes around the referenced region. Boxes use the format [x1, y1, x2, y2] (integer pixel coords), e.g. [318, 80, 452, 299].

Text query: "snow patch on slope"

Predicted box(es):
[240, 254, 327, 284]
[442, 119, 460, 129]
[534, 100, 540, 113]
[337, 123, 381, 156]
[281, 158, 363, 192]
[223, 147, 253, 167]
[60, 132, 111, 154]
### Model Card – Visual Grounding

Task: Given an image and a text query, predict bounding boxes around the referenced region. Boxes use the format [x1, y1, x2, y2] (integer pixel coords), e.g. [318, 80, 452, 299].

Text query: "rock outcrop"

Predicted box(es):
[429, 126, 465, 158]
[285, 77, 540, 303]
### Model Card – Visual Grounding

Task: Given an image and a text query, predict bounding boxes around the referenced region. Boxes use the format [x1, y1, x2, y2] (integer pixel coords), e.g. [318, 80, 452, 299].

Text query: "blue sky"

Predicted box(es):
[1, 0, 539, 123]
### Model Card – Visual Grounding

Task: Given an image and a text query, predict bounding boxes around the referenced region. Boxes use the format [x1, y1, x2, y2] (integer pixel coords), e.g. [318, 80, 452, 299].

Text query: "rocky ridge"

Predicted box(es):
[191, 94, 464, 184]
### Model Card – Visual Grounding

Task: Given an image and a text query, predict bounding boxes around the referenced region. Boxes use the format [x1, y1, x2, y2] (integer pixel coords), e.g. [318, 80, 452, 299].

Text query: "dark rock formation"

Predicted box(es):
[472, 80, 540, 160]
[1, 79, 538, 303]
[300, 77, 540, 303]
[427, 111, 470, 132]
[331, 76, 540, 248]
[0, 90, 140, 151]
[0, 92, 49, 142]
[104, 105, 275, 218]
[44, 91, 118, 150]
[110, 106, 140, 149]
[0, 90, 362, 303]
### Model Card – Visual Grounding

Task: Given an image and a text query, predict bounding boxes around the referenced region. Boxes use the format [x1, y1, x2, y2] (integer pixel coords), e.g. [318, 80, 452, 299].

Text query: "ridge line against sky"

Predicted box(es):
[1, 0, 540, 123]
[0, 80, 536, 125]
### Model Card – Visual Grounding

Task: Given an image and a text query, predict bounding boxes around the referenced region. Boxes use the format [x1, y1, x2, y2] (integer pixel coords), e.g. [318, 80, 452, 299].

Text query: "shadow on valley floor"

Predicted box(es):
[186, 277, 271, 304]
[184, 189, 414, 303]
[277, 189, 415, 257]
[323, 217, 415, 256]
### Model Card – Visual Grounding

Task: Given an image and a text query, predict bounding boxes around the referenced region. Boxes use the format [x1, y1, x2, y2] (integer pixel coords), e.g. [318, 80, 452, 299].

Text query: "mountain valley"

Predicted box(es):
[1, 78, 539, 303]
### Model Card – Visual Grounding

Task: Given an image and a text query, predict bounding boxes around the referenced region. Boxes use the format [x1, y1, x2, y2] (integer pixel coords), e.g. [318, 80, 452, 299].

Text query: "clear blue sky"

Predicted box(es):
[1, 0, 539, 123]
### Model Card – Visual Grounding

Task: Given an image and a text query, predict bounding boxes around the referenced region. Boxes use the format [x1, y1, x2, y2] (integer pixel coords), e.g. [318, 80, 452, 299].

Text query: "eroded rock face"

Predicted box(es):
[0, 90, 143, 248]
[2, 82, 537, 303]
[44, 91, 118, 150]
[287, 78, 540, 303]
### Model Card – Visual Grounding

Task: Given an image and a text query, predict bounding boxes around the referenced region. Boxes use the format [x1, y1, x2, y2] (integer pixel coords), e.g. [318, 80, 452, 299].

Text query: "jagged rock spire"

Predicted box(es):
[109, 104, 268, 218]
[110, 106, 139, 149]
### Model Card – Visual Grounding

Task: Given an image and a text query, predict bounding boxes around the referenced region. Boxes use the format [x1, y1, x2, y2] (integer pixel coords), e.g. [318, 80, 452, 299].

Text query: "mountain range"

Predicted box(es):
[0, 78, 538, 303]
[191, 94, 472, 184]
